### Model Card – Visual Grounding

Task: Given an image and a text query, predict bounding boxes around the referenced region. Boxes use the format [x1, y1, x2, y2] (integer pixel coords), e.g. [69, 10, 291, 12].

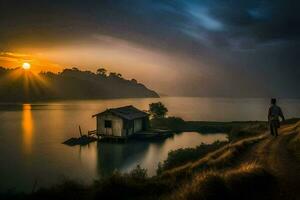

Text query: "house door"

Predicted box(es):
[104, 120, 113, 135]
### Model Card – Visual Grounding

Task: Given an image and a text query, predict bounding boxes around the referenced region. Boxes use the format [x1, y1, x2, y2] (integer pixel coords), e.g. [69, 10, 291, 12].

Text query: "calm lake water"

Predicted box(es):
[0, 97, 300, 192]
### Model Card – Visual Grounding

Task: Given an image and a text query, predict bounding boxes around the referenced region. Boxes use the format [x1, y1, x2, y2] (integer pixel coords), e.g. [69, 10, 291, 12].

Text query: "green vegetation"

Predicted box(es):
[148, 102, 168, 119]
[150, 116, 268, 134]
[169, 163, 277, 200]
[148, 102, 268, 135]
[2, 166, 172, 200]
[151, 117, 185, 132]
[159, 134, 267, 179]
[157, 141, 227, 173]
[227, 122, 267, 141]
[286, 120, 300, 161]
[0, 67, 158, 102]
[288, 135, 300, 161]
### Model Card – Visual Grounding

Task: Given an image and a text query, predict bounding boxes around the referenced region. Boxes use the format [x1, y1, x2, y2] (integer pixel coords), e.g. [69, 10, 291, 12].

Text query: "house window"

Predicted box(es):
[104, 120, 112, 128]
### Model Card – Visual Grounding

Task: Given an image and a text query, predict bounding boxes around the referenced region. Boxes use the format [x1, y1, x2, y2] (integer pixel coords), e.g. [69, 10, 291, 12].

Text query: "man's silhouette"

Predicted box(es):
[268, 98, 285, 137]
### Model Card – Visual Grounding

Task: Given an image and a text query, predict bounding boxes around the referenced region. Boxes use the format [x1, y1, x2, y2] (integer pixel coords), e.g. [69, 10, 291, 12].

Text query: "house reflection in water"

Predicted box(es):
[22, 104, 34, 154]
[96, 141, 150, 177]
[94, 132, 228, 177]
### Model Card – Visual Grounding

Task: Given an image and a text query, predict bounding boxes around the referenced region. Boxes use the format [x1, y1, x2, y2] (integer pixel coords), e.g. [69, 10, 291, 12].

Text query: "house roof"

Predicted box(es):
[92, 105, 148, 120]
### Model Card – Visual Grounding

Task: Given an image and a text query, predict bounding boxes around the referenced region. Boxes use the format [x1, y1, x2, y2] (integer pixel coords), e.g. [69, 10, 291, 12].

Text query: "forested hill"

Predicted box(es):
[0, 67, 159, 102]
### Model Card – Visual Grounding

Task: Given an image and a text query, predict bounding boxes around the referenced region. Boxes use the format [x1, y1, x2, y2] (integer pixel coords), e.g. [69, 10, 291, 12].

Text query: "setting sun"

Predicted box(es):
[22, 62, 31, 70]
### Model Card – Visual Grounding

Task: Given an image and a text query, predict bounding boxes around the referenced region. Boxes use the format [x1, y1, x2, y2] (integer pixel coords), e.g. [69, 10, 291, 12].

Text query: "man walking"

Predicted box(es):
[268, 98, 285, 137]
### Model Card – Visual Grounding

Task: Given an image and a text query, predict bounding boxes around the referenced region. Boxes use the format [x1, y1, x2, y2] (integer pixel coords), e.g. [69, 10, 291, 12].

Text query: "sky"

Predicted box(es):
[0, 0, 299, 97]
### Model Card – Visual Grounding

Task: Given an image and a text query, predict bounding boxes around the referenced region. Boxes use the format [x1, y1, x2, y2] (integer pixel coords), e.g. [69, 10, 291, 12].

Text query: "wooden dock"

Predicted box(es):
[86, 129, 173, 143]
[130, 130, 173, 141]
[88, 130, 128, 142]
[63, 135, 97, 146]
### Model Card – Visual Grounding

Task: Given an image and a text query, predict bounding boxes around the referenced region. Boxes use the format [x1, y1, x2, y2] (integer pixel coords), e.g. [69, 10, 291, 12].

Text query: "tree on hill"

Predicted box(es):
[97, 68, 107, 76]
[117, 73, 122, 78]
[131, 79, 138, 84]
[149, 102, 168, 119]
[109, 72, 122, 78]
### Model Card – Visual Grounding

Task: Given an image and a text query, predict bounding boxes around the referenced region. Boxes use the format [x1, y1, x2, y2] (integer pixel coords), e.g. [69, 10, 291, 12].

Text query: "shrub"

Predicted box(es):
[94, 166, 170, 200]
[159, 141, 227, 172]
[228, 122, 267, 141]
[31, 179, 88, 200]
[148, 102, 168, 119]
[150, 117, 185, 131]
[129, 165, 148, 180]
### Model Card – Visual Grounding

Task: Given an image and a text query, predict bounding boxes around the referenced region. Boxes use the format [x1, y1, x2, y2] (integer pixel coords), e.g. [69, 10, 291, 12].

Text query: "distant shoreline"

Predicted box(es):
[0, 67, 159, 102]
[0, 95, 160, 104]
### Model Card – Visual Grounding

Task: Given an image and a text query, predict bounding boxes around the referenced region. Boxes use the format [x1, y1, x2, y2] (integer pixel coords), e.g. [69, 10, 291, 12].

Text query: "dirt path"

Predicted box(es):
[247, 124, 300, 200]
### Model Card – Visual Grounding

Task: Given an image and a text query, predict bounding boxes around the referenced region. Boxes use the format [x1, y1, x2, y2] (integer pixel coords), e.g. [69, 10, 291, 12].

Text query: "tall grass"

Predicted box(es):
[169, 163, 277, 200]
[228, 122, 267, 141]
[286, 121, 300, 161]
[157, 141, 228, 173]
[160, 134, 267, 181]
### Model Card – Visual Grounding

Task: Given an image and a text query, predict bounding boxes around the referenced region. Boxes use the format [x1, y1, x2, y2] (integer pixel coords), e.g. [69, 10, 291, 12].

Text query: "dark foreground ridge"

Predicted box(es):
[0, 67, 159, 102]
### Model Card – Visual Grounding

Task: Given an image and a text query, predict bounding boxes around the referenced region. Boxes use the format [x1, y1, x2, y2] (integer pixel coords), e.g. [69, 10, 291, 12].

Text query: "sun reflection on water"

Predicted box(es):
[22, 104, 34, 154]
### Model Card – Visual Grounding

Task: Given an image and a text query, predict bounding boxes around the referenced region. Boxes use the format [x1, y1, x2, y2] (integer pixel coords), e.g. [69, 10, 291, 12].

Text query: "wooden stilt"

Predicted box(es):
[79, 125, 83, 137]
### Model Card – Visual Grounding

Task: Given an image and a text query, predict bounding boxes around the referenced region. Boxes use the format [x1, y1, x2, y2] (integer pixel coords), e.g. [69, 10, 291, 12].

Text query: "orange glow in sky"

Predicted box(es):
[0, 35, 198, 94]
[22, 62, 31, 70]
[0, 51, 62, 73]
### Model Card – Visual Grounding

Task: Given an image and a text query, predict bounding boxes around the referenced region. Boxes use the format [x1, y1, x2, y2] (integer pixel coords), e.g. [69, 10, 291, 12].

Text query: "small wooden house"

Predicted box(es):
[92, 106, 149, 138]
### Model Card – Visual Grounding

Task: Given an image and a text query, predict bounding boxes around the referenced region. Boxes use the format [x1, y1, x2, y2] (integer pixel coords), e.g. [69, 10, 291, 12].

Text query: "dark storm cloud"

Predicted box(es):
[1, 0, 298, 49]
[206, 0, 300, 47]
[0, 0, 299, 97]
